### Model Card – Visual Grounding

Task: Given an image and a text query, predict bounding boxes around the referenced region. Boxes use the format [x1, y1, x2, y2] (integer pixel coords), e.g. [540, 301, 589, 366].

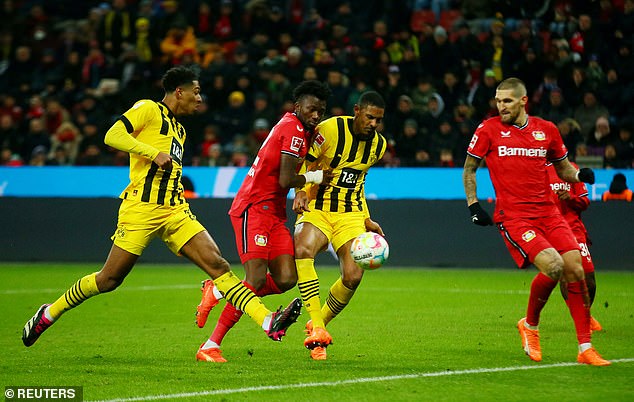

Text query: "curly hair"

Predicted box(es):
[292, 80, 332, 103]
[161, 66, 199, 93]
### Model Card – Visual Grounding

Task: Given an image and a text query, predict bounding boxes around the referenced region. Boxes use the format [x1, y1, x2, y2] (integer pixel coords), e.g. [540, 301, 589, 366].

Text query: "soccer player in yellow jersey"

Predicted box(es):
[22, 66, 301, 348]
[293, 91, 387, 360]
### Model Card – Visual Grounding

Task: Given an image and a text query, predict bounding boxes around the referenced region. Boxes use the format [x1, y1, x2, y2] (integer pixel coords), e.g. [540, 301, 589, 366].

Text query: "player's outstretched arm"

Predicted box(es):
[553, 158, 595, 184]
[279, 154, 332, 188]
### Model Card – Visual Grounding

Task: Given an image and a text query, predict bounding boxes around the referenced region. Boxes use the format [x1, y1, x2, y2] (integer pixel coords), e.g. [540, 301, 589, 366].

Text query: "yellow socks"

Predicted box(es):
[296, 258, 326, 328]
[322, 277, 355, 326]
[213, 271, 269, 327]
[48, 273, 100, 320]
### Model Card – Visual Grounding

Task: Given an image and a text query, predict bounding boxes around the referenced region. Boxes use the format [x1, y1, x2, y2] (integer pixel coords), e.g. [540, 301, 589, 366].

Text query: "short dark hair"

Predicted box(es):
[292, 80, 331, 103]
[161, 66, 199, 92]
[358, 91, 385, 109]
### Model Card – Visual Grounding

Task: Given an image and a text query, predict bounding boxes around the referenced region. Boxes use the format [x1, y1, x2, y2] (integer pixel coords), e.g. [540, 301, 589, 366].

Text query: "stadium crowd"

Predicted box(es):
[0, 0, 633, 169]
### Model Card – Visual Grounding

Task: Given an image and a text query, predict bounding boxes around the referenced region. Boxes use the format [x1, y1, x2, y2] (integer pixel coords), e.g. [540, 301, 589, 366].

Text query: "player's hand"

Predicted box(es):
[556, 189, 571, 200]
[153, 152, 173, 170]
[365, 217, 385, 237]
[322, 169, 334, 185]
[577, 168, 595, 184]
[293, 190, 310, 214]
[468, 202, 493, 226]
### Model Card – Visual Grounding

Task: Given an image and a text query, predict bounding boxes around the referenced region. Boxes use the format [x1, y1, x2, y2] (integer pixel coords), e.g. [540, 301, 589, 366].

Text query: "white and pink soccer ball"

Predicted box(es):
[350, 232, 389, 270]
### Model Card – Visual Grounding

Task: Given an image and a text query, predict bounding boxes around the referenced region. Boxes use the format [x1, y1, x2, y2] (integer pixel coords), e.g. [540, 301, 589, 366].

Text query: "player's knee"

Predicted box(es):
[294, 242, 314, 259]
[276, 274, 297, 292]
[246, 276, 267, 292]
[545, 261, 563, 281]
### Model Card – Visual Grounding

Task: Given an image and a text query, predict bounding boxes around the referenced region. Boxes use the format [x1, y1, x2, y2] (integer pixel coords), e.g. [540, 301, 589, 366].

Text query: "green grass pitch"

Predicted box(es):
[1, 263, 633, 401]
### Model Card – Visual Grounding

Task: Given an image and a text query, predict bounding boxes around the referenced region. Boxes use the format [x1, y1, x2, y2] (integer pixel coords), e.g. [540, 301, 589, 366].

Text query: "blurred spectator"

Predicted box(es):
[573, 90, 609, 142]
[393, 118, 430, 167]
[29, 145, 48, 166]
[251, 91, 277, 125]
[537, 88, 571, 125]
[419, 25, 460, 82]
[97, 0, 135, 58]
[50, 121, 82, 164]
[409, 75, 436, 114]
[429, 119, 458, 166]
[558, 118, 584, 162]
[384, 94, 421, 140]
[160, 20, 198, 66]
[608, 123, 634, 168]
[248, 117, 270, 152]
[326, 69, 351, 116]
[21, 118, 50, 162]
[0, 114, 20, 154]
[513, 47, 546, 98]
[218, 90, 250, 140]
[471, 69, 498, 120]
[588, 116, 615, 148]
[602, 173, 632, 201]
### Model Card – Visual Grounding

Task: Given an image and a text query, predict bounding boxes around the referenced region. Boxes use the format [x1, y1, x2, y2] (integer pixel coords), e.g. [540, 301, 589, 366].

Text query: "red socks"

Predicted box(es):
[565, 280, 591, 344]
[526, 273, 557, 326]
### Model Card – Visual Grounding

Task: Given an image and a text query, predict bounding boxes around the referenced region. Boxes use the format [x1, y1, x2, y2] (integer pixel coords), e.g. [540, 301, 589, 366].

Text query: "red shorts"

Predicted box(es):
[497, 215, 579, 269]
[230, 202, 294, 264]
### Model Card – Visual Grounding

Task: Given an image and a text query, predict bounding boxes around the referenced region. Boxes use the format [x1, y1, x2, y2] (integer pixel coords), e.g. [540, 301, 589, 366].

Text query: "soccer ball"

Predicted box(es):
[350, 232, 389, 270]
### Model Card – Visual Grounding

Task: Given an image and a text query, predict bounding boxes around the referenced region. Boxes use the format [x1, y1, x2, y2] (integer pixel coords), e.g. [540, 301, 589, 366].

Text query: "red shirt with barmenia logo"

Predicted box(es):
[467, 115, 568, 222]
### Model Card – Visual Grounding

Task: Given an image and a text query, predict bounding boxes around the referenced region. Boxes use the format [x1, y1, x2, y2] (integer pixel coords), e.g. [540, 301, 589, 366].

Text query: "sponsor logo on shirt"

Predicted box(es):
[290, 136, 304, 152]
[550, 182, 571, 192]
[254, 234, 268, 247]
[498, 146, 547, 157]
[532, 131, 546, 141]
[522, 230, 536, 242]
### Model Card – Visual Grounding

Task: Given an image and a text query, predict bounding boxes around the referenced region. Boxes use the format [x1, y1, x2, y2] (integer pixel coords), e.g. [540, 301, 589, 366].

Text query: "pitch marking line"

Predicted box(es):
[92, 358, 634, 402]
[3, 285, 630, 297]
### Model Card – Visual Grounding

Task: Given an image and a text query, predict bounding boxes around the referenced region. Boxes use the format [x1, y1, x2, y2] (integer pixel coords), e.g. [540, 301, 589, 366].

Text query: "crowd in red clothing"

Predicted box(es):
[0, 0, 632, 169]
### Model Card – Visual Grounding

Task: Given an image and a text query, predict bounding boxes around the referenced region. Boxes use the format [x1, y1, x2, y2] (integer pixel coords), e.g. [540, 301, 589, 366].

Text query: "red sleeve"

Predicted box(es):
[467, 122, 490, 159]
[566, 181, 590, 212]
[547, 121, 569, 162]
[279, 120, 305, 158]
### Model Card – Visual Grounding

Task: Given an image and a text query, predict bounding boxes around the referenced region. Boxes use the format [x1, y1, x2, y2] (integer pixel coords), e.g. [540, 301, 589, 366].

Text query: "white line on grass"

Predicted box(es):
[3, 285, 632, 297]
[91, 358, 634, 402]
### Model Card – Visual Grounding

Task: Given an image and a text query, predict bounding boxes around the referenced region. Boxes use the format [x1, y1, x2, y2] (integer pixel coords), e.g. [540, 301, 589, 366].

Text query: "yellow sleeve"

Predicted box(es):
[104, 120, 161, 160]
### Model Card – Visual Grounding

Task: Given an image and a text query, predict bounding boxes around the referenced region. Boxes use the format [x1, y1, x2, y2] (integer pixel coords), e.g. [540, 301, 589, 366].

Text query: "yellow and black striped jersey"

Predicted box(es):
[303, 116, 386, 213]
[113, 99, 187, 206]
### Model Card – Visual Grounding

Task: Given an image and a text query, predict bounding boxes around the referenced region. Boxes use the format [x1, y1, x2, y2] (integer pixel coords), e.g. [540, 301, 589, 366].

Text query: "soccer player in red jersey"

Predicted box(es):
[462, 77, 610, 366]
[195, 80, 333, 362]
[546, 162, 602, 332]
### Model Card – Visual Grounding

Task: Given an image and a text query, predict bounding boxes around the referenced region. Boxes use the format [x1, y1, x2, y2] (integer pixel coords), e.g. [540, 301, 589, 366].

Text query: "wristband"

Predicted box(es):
[302, 170, 324, 184]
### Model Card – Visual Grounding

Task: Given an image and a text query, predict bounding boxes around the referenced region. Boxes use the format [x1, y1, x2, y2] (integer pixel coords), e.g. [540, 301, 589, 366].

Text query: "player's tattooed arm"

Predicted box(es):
[463, 155, 480, 206]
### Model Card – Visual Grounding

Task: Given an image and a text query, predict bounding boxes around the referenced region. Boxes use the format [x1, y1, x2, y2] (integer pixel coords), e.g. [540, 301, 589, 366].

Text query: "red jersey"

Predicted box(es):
[467, 115, 568, 221]
[546, 162, 590, 241]
[229, 112, 311, 218]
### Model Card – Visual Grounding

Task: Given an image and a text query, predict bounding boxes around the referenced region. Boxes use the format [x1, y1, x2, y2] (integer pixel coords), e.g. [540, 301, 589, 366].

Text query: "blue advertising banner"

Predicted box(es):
[0, 166, 631, 200]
